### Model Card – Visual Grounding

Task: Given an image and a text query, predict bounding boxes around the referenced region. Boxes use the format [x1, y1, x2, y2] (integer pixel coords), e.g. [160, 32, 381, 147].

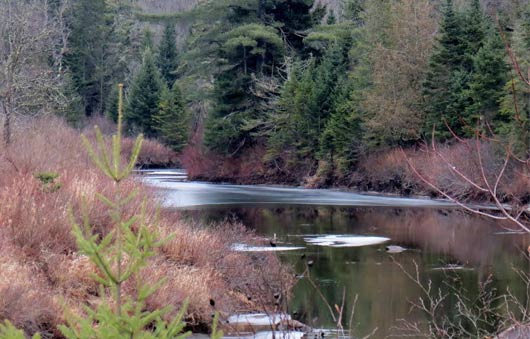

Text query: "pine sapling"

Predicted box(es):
[59, 83, 190, 339]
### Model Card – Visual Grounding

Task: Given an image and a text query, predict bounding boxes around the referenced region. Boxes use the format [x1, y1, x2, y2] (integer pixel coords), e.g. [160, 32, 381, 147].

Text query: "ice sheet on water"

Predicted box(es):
[226, 313, 291, 326]
[385, 245, 407, 253]
[231, 244, 305, 252]
[304, 235, 390, 248]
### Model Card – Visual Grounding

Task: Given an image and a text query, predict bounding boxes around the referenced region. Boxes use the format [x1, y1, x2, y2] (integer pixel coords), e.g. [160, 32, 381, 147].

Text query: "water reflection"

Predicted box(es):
[182, 206, 530, 338]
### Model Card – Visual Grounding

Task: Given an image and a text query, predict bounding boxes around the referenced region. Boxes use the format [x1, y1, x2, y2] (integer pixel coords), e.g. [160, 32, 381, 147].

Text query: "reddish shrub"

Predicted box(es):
[123, 136, 178, 167]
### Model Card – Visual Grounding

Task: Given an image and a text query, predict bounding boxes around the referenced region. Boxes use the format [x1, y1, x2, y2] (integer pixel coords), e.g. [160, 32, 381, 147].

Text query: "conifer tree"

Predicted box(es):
[265, 62, 304, 162]
[204, 23, 284, 154]
[319, 79, 363, 172]
[157, 24, 179, 87]
[142, 28, 154, 51]
[462, 0, 486, 71]
[423, 0, 478, 138]
[266, 42, 349, 165]
[105, 84, 120, 123]
[467, 26, 508, 128]
[58, 84, 196, 339]
[65, 0, 111, 116]
[126, 49, 165, 137]
[312, 42, 347, 134]
[153, 82, 189, 152]
[265, 60, 316, 161]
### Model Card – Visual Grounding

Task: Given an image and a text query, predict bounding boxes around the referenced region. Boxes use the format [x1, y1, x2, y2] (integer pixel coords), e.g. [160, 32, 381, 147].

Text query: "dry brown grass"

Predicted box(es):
[0, 116, 292, 337]
[355, 141, 530, 203]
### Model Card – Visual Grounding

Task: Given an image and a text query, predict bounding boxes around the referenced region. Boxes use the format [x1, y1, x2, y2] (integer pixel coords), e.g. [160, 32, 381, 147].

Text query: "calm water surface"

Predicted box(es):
[142, 171, 530, 338]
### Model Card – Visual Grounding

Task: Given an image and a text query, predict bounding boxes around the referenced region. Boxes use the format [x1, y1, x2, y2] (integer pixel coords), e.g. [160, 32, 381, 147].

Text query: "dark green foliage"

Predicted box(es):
[266, 41, 349, 164]
[312, 42, 348, 126]
[34, 172, 62, 192]
[184, 0, 321, 155]
[126, 49, 165, 137]
[265, 62, 304, 162]
[319, 36, 370, 170]
[48, 0, 530, 181]
[423, 0, 466, 137]
[65, 0, 111, 116]
[204, 23, 284, 154]
[462, 0, 486, 71]
[264, 0, 319, 52]
[467, 27, 508, 127]
[327, 11, 337, 25]
[142, 28, 155, 51]
[153, 82, 189, 152]
[423, 0, 491, 138]
[64, 0, 142, 118]
[105, 84, 120, 123]
[304, 22, 356, 54]
[157, 24, 179, 86]
[204, 71, 254, 154]
[498, 78, 530, 156]
[319, 80, 363, 171]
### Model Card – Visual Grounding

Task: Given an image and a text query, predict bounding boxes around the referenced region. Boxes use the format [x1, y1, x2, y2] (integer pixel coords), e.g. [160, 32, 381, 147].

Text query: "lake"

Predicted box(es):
[141, 170, 530, 338]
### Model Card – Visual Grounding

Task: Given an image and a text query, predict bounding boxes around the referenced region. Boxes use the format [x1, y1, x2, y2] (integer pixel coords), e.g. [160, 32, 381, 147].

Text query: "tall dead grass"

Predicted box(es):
[356, 142, 530, 202]
[0, 116, 291, 337]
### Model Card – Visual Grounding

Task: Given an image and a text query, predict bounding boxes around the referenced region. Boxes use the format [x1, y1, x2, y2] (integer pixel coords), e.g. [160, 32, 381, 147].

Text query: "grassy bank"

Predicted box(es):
[181, 140, 529, 204]
[0, 116, 292, 338]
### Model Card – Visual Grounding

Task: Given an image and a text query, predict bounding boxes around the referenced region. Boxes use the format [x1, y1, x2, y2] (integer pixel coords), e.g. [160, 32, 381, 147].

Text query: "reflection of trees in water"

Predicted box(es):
[184, 206, 530, 337]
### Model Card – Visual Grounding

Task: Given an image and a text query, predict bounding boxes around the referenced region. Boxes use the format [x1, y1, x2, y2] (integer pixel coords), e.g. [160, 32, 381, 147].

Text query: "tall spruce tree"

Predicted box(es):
[423, 0, 485, 138]
[265, 59, 317, 162]
[65, 0, 111, 116]
[266, 42, 348, 165]
[187, 0, 321, 155]
[462, 0, 486, 71]
[319, 78, 363, 172]
[204, 24, 284, 154]
[126, 49, 164, 137]
[312, 42, 348, 135]
[157, 23, 179, 87]
[467, 26, 508, 128]
[152, 82, 189, 152]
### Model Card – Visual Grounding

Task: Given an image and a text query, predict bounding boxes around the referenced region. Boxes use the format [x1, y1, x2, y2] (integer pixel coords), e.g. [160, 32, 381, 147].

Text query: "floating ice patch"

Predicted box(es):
[231, 244, 305, 252]
[226, 313, 291, 327]
[304, 235, 390, 248]
[386, 245, 407, 253]
[224, 331, 305, 339]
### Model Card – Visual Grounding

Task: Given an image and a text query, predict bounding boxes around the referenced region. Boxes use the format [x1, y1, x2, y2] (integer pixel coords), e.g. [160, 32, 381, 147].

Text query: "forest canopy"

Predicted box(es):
[1, 0, 528, 180]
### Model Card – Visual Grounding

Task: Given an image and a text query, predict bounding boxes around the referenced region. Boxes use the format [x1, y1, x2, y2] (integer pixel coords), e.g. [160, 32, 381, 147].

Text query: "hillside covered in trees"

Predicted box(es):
[2, 0, 530, 191]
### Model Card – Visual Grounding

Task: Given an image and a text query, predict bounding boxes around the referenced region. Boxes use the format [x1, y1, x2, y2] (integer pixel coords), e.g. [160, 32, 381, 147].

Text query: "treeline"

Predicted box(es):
[177, 0, 530, 182]
[0, 0, 188, 152]
[2, 0, 530, 181]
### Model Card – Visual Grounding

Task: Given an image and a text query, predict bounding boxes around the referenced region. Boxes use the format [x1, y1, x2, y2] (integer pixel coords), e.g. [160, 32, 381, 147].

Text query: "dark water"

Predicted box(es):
[142, 172, 530, 338]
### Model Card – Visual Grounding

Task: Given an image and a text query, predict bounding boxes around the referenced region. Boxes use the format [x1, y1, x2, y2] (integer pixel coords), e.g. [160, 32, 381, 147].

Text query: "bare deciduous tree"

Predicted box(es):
[363, 0, 437, 147]
[0, 0, 72, 145]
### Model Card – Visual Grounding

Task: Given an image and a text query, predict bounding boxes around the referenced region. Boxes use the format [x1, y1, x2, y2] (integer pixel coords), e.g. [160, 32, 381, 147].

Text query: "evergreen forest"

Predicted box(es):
[2, 0, 530, 184]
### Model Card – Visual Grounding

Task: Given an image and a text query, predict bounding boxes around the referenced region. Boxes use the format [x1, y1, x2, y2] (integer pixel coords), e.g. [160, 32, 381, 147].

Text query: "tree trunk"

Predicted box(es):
[2, 100, 11, 145]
